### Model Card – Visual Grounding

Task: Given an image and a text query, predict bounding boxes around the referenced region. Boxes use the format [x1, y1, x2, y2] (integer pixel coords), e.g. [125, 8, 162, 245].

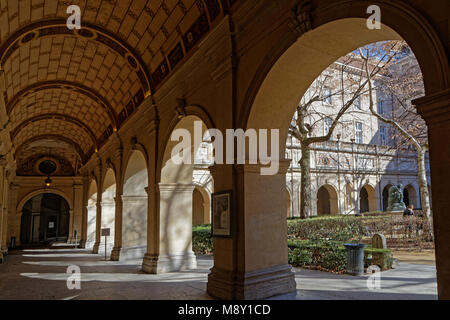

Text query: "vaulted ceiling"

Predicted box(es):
[0, 0, 237, 176]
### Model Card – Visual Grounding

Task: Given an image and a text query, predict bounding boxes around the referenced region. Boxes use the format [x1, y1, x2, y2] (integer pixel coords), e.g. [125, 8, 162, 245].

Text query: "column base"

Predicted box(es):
[110, 247, 122, 261]
[207, 264, 296, 300]
[78, 239, 86, 249]
[92, 242, 100, 254]
[142, 251, 197, 274]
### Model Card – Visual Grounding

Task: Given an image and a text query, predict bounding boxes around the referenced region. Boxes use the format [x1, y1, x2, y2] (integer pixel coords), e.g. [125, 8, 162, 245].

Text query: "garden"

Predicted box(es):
[192, 213, 434, 273]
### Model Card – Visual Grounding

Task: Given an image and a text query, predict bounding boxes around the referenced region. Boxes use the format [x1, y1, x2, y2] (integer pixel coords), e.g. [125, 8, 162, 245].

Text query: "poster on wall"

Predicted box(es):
[211, 190, 233, 237]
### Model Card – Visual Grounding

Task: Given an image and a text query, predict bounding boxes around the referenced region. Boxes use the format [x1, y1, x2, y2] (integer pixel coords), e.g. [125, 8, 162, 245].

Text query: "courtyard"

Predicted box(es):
[0, 247, 437, 300]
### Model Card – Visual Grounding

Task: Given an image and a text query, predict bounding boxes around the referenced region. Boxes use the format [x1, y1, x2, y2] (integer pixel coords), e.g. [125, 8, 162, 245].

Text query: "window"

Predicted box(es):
[377, 100, 384, 114]
[323, 88, 332, 104]
[354, 96, 361, 110]
[324, 117, 333, 137]
[380, 126, 387, 145]
[355, 122, 363, 144]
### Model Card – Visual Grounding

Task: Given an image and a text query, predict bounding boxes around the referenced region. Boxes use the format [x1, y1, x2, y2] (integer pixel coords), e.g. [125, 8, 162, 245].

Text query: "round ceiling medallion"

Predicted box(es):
[38, 160, 57, 175]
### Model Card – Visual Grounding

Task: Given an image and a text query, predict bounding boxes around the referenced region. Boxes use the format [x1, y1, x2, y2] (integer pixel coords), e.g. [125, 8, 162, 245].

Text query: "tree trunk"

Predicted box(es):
[417, 147, 431, 219]
[299, 145, 311, 219]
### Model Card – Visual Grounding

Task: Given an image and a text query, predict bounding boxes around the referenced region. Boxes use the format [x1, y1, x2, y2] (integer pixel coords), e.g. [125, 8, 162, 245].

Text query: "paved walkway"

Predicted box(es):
[0, 248, 437, 300]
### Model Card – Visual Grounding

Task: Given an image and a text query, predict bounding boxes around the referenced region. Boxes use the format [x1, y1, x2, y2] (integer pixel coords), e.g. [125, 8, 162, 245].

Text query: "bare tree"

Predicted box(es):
[360, 42, 432, 219]
[288, 48, 394, 219]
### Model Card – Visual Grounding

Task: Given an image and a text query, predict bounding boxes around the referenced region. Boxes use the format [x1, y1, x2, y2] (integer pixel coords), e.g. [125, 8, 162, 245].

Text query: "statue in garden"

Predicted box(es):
[387, 184, 406, 212]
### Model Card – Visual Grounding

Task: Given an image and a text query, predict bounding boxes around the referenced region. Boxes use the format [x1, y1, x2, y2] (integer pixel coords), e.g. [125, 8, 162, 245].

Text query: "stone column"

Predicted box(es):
[142, 183, 197, 273]
[79, 176, 89, 248]
[207, 161, 296, 300]
[92, 201, 102, 254]
[415, 89, 450, 299]
[110, 195, 123, 261]
[71, 184, 83, 244]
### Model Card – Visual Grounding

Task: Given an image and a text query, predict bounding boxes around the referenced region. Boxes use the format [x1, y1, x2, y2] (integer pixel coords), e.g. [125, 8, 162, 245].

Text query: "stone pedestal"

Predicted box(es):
[142, 183, 197, 273]
[110, 246, 122, 261]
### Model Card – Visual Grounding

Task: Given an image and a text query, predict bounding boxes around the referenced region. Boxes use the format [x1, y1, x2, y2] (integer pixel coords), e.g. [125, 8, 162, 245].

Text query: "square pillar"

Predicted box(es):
[415, 89, 450, 299]
[207, 161, 296, 300]
[142, 183, 197, 273]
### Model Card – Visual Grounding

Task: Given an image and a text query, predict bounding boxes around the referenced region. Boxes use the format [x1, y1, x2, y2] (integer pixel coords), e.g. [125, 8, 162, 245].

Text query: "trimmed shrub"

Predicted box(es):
[192, 225, 213, 255]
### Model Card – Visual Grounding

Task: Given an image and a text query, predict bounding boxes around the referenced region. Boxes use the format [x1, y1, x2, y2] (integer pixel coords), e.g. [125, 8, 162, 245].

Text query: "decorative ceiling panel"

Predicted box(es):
[0, 0, 240, 175]
[9, 87, 111, 139]
[13, 118, 95, 154]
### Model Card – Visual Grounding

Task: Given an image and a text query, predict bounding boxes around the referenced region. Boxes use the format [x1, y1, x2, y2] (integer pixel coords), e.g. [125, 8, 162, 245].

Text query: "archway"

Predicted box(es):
[121, 150, 148, 260]
[404, 184, 418, 208]
[316, 185, 338, 216]
[86, 179, 97, 249]
[192, 186, 211, 225]
[383, 184, 393, 212]
[223, 14, 446, 299]
[100, 168, 116, 256]
[286, 190, 292, 218]
[20, 194, 70, 245]
[144, 115, 212, 274]
[360, 185, 377, 214]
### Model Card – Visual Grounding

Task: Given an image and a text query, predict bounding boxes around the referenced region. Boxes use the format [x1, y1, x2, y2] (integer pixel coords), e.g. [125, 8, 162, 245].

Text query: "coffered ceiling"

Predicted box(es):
[0, 0, 238, 175]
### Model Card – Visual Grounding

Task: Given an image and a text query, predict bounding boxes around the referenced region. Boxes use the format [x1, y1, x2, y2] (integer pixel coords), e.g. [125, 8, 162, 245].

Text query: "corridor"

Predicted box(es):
[0, 247, 437, 300]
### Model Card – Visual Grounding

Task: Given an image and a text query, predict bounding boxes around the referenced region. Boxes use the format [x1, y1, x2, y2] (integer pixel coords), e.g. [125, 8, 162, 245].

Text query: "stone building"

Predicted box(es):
[0, 0, 449, 300]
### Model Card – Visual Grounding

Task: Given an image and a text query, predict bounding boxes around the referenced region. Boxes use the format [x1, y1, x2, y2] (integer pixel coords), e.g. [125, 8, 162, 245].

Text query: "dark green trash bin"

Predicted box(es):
[344, 243, 366, 276]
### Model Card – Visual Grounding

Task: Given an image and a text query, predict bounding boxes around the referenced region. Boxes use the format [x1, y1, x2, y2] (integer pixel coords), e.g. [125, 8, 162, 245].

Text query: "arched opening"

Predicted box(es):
[20, 194, 70, 245]
[192, 186, 211, 225]
[383, 184, 393, 212]
[86, 180, 97, 249]
[360, 185, 377, 213]
[286, 190, 292, 218]
[404, 184, 418, 208]
[316, 184, 338, 216]
[146, 115, 212, 274]
[122, 150, 148, 260]
[100, 168, 116, 256]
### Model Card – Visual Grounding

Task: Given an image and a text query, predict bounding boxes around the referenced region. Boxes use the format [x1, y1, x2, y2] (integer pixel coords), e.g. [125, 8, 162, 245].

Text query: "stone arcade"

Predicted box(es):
[0, 0, 449, 300]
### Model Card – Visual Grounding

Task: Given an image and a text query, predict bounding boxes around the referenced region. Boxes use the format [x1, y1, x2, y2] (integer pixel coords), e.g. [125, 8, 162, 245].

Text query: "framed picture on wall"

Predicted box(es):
[211, 190, 233, 237]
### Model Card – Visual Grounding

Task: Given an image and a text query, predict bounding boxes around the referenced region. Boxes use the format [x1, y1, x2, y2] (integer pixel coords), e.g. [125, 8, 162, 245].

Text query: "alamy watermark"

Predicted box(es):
[366, 265, 382, 290]
[67, 5, 81, 30]
[67, 265, 81, 290]
[367, 5, 381, 30]
[171, 121, 280, 176]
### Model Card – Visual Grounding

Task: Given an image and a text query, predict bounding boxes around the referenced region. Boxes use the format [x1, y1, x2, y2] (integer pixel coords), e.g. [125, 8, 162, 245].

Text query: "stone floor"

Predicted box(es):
[0, 247, 438, 300]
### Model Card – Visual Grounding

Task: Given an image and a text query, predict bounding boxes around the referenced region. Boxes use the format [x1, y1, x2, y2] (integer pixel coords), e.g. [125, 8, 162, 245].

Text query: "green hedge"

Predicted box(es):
[192, 219, 396, 272]
[287, 239, 393, 272]
[192, 225, 213, 255]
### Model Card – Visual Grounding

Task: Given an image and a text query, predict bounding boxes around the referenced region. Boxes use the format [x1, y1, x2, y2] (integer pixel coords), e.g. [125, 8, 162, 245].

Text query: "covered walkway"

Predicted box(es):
[0, 248, 437, 300]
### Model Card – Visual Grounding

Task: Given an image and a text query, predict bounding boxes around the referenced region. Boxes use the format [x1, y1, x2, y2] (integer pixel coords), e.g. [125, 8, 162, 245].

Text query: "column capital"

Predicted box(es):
[234, 159, 292, 175]
[158, 183, 195, 193]
[414, 89, 450, 126]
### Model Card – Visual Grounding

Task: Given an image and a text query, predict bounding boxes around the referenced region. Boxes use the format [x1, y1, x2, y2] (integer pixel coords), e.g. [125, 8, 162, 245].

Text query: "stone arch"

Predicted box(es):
[148, 115, 213, 274]
[404, 184, 418, 208]
[100, 168, 116, 255]
[192, 185, 211, 225]
[316, 184, 338, 216]
[17, 188, 73, 215]
[360, 184, 377, 213]
[243, 3, 449, 135]
[86, 179, 98, 249]
[121, 150, 149, 260]
[286, 188, 292, 218]
[19, 193, 70, 244]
